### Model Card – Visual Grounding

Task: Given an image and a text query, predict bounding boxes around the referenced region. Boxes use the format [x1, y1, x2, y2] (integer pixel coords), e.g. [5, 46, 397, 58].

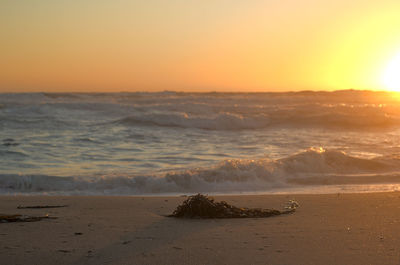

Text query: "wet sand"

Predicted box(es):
[1, 192, 400, 265]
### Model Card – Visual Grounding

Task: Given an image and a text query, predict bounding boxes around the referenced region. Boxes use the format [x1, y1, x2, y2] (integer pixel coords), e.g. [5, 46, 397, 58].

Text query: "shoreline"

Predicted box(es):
[2, 182, 400, 197]
[2, 192, 400, 264]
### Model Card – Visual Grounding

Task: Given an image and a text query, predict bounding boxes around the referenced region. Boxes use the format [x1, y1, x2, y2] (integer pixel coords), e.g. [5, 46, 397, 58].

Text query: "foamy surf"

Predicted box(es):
[2, 91, 400, 195]
[2, 148, 400, 195]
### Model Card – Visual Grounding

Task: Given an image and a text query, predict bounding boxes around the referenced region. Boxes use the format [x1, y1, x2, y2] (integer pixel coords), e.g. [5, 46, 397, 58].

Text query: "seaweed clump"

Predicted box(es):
[0, 214, 57, 223]
[169, 194, 297, 219]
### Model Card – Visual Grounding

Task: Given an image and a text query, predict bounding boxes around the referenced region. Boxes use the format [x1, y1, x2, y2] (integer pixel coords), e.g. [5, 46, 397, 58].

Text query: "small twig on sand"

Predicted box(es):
[17, 205, 68, 209]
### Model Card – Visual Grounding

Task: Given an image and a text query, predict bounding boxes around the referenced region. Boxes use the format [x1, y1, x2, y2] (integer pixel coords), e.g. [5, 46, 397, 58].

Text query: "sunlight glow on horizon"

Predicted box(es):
[1, 1, 400, 92]
[382, 52, 400, 91]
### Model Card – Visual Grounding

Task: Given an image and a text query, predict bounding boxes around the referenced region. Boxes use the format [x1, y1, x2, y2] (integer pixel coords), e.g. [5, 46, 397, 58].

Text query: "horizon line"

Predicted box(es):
[0, 88, 398, 94]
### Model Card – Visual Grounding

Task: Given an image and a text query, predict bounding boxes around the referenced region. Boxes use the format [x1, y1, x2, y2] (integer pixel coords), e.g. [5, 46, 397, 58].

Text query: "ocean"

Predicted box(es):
[2, 90, 400, 195]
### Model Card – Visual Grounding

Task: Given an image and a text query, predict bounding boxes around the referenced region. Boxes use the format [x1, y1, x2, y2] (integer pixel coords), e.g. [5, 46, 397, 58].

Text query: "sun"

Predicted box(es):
[382, 52, 400, 91]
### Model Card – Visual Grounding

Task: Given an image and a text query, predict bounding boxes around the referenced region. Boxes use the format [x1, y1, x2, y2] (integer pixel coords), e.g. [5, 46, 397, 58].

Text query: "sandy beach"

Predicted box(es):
[1, 192, 400, 265]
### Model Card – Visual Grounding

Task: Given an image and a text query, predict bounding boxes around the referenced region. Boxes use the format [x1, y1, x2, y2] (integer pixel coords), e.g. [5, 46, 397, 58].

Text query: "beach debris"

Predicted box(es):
[172, 246, 183, 250]
[17, 205, 68, 209]
[0, 214, 57, 223]
[284, 200, 299, 210]
[58, 249, 72, 253]
[168, 194, 297, 218]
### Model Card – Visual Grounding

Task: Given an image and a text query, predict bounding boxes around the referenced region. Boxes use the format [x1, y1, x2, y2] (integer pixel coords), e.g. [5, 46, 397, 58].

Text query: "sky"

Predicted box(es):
[1, 0, 400, 92]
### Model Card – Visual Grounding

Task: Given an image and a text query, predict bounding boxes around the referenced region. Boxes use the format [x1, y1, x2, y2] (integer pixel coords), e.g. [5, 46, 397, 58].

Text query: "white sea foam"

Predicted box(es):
[2, 148, 400, 195]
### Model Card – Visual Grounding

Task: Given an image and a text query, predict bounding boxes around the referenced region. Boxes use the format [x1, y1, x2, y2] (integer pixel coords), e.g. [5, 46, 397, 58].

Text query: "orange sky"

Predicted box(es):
[1, 0, 400, 92]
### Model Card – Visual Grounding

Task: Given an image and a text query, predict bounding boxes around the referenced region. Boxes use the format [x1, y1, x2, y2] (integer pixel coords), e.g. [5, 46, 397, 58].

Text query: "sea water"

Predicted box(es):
[2, 90, 400, 195]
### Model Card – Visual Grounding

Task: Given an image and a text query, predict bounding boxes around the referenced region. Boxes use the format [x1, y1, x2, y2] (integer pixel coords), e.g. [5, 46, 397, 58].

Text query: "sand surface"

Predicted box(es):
[1, 192, 400, 265]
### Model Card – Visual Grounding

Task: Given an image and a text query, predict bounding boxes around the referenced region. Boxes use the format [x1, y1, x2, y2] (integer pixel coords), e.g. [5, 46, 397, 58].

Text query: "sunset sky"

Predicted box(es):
[1, 0, 400, 92]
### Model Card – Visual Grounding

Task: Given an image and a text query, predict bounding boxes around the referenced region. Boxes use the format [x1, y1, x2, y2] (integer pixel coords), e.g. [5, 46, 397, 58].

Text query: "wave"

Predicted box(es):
[113, 105, 399, 131]
[3, 91, 400, 130]
[2, 148, 400, 195]
[116, 112, 265, 130]
[0, 150, 28, 158]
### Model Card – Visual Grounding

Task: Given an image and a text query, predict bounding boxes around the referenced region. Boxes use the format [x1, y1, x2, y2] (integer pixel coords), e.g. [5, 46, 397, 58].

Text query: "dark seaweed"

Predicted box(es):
[169, 194, 296, 218]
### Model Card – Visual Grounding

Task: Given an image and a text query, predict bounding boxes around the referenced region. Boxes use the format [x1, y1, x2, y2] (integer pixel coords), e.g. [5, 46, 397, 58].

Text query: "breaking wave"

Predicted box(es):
[2, 148, 400, 195]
